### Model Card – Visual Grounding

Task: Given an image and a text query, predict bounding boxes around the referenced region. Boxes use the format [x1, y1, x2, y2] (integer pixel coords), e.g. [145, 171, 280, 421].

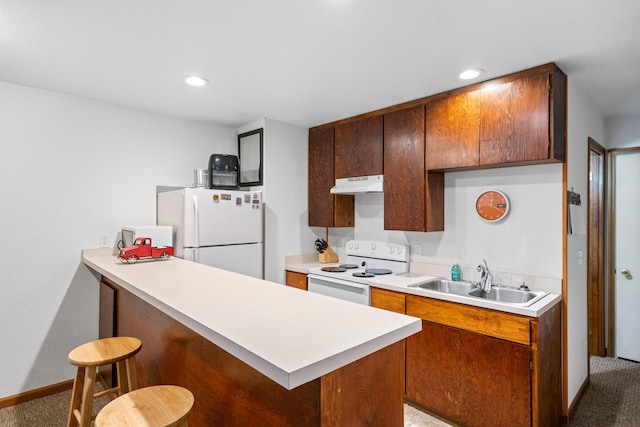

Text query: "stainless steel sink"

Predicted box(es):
[408, 278, 549, 307]
[409, 279, 475, 296]
[467, 286, 548, 306]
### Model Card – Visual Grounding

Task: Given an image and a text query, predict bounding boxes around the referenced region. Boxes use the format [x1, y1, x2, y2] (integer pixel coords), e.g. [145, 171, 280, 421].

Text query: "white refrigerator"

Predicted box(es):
[157, 188, 264, 279]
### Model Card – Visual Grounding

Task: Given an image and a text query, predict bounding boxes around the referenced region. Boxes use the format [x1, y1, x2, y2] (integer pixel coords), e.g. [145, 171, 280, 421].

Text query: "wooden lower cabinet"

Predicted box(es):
[285, 270, 308, 290]
[371, 287, 406, 314]
[373, 288, 561, 427]
[406, 321, 531, 426]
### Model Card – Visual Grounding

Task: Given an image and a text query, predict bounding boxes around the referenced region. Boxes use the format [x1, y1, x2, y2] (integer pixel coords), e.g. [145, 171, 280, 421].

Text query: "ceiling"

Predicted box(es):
[2, 0, 639, 128]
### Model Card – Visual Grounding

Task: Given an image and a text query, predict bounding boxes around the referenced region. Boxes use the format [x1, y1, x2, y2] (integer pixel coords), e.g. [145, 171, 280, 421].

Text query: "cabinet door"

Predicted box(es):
[480, 73, 550, 165]
[285, 270, 308, 290]
[370, 288, 406, 314]
[308, 126, 354, 227]
[335, 115, 383, 179]
[406, 321, 460, 420]
[458, 331, 531, 427]
[384, 105, 426, 231]
[426, 91, 480, 170]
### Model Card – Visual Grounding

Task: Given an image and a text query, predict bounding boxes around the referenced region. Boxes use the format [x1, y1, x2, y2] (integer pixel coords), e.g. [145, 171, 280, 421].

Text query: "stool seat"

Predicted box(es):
[67, 337, 142, 427]
[95, 385, 194, 427]
[69, 337, 142, 366]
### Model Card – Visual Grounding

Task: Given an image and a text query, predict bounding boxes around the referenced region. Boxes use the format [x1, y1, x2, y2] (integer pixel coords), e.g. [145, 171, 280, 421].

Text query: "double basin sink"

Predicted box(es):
[408, 279, 548, 307]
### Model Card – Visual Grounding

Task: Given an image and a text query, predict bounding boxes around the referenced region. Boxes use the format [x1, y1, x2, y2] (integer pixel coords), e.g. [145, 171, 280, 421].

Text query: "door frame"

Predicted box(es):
[587, 138, 606, 356]
[607, 147, 640, 354]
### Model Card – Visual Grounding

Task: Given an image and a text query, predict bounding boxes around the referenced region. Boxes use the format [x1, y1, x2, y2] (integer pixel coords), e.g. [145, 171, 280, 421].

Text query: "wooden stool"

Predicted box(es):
[95, 385, 194, 427]
[67, 337, 142, 427]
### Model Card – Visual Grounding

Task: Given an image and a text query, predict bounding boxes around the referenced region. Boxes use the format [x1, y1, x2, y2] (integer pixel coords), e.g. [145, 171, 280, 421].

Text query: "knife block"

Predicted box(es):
[318, 246, 339, 263]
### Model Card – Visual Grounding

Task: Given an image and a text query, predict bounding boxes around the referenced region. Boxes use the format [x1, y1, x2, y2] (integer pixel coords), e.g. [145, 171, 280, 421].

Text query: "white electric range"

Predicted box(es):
[307, 240, 409, 305]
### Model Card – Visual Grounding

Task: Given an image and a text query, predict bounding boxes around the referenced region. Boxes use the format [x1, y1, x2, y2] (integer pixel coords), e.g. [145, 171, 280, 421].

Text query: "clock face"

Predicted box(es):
[475, 190, 510, 222]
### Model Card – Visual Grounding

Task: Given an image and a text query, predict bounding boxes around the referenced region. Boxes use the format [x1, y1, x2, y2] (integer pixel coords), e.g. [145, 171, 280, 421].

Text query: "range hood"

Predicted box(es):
[330, 174, 384, 194]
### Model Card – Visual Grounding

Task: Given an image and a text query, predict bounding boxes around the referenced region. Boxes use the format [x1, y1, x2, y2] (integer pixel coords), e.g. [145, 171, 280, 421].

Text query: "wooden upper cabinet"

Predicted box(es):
[425, 90, 480, 170]
[334, 115, 383, 179]
[308, 127, 354, 227]
[424, 63, 566, 170]
[384, 105, 426, 231]
[479, 72, 551, 165]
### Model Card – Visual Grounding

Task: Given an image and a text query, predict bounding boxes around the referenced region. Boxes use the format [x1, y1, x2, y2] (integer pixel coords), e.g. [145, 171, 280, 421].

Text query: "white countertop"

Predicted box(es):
[369, 272, 562, 317]
[83, 248, 421, 390]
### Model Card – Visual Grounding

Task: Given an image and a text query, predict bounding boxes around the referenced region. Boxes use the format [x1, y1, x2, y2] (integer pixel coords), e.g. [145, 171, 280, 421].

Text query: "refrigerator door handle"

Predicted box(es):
[193, 195, 200, 248]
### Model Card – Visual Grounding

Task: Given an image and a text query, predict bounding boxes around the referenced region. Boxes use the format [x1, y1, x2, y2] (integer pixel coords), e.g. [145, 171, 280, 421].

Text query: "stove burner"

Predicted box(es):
[339, 264, 359, 269]
[367, 268, 392, 275]
[352, 272, 375, 278]
[321, 266, 347, 273]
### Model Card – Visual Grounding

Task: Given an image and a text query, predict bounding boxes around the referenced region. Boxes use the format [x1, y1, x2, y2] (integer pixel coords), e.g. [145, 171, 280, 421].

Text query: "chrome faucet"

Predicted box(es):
[475, 259, 493, 292]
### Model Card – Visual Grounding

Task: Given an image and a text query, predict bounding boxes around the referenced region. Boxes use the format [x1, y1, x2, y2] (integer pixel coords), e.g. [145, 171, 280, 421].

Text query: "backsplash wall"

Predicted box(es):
[328, 163, 563, 282]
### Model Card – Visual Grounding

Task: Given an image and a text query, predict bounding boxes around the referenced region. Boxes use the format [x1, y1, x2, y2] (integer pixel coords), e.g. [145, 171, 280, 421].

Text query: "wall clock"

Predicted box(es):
[475, 190, 510, 222]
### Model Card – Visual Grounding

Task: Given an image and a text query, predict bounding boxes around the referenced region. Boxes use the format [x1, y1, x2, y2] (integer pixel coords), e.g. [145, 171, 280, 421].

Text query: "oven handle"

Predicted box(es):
[307, 274, 368, 291]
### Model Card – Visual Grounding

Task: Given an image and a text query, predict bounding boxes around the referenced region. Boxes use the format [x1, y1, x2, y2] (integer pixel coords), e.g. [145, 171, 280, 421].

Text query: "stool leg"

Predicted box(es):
[115, 360, 128, 395]
[125, 355, 138, 391]
[78, 366, 96, 427]
[66, 366, 85, 427]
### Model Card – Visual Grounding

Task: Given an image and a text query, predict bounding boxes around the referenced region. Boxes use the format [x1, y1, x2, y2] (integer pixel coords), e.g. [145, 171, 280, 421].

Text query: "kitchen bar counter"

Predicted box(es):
[83, 248, 420, 426]
[83, 248, 420, 389]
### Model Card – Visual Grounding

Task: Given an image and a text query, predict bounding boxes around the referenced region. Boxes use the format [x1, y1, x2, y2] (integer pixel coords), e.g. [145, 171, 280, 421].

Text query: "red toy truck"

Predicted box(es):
[118, 237, 174, 263]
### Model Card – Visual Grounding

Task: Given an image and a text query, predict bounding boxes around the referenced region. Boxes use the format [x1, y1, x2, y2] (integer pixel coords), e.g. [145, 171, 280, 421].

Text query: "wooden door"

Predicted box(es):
[458, 330, 531, 427]
[308, 126, 354, 227]
[426, 90, 480, 170]
[588, 138, 606, 356]
[405, 321, 461, 420]
[334, 115, 383, 179]
[479, 73, 550, 165]
[384, 105, 426, 231]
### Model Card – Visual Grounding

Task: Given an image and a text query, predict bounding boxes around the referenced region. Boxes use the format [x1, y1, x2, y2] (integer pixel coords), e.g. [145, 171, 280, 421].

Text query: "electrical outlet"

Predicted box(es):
[413, 244, 421, 256]
[100, 235, 110, 248]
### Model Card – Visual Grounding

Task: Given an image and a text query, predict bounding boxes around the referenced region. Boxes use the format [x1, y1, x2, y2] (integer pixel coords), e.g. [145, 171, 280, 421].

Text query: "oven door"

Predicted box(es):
[307, 274, 370, 305]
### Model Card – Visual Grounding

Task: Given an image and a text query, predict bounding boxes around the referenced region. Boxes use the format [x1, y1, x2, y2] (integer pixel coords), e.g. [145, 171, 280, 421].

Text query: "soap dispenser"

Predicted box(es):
[451, 263, 462, 281]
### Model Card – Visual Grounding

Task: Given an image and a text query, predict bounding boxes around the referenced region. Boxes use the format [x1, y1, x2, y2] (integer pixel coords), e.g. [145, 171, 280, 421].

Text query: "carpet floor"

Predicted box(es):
[0, 356, 637, 426]
[569, 356, 640, 426]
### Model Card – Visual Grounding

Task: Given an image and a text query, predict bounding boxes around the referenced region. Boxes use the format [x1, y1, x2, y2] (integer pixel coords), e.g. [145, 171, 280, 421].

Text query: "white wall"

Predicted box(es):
[0, 82, 236, 397]
[565, 79, 604, 407]
[605, 113, 640, 149]
[332, 164, 563, 284]
[237, 119, 318, 284]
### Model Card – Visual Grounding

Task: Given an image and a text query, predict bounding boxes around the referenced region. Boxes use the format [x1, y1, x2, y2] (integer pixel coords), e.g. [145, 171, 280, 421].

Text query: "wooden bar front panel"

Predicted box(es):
[105, 277, 405, 426]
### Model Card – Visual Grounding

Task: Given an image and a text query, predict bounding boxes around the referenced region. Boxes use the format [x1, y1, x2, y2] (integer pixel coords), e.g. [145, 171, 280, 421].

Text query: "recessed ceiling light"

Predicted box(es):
[184, 75, 209, 87]
[458, 68, 484, 80]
